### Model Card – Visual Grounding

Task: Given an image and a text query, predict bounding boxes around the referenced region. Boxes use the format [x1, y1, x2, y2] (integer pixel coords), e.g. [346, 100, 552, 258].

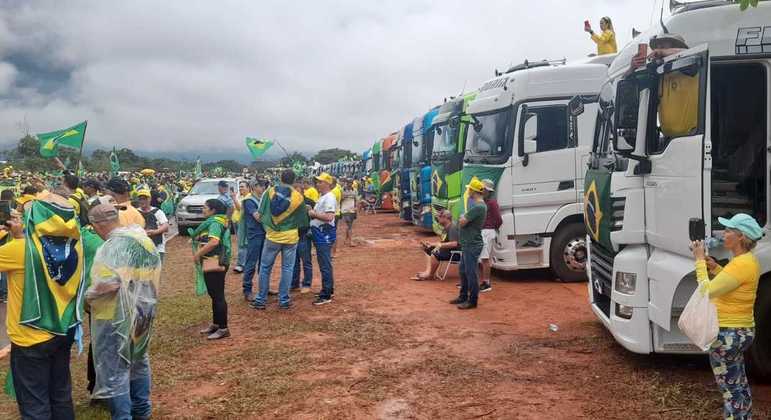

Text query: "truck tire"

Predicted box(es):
[550, 223, 588, 283]
[748, 276, 771, 382]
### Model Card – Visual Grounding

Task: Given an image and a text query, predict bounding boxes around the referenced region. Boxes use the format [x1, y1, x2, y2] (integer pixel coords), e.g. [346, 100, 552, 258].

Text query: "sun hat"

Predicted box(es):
[467, 179, 485, 194]
[718, 213, 764, 241]
[481, 179, 495, 192]
[315, 172, 334, 185]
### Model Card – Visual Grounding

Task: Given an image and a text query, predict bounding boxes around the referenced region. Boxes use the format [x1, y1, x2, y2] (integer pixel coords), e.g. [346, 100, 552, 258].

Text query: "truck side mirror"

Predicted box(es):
[518, 107, 538, 167]
[568, 95, 585, 117]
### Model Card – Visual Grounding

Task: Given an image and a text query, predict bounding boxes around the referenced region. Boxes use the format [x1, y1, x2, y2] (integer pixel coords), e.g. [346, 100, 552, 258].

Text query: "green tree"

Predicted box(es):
[279, 152, 307, 167]
[738, 0, 759, 10]
[311, 148, 355, 164]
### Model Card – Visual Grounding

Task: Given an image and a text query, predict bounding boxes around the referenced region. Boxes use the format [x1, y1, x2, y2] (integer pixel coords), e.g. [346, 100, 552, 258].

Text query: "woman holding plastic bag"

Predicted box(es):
[690, 213, 762, 420]
[190, 199, 231, 340]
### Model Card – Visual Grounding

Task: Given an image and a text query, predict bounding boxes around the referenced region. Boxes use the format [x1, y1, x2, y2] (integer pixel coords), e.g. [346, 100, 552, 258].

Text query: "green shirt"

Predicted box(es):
[460, 201, 487, 249]
[192, 216, 232, 266]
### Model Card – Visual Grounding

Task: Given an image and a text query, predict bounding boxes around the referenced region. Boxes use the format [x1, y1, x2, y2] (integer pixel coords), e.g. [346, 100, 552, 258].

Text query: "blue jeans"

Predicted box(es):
[107, 355, 152, 420]
[253, 239, 297, 306]
[237, 244, 247, 267]
[242, 235, 265, 296]
[458, 245, 482, 304]
[292, 234, 313, 288]
[315, 241, 334, 299]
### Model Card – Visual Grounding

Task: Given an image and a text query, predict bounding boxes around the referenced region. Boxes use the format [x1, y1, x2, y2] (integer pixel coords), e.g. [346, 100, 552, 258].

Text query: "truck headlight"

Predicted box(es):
[615, 303, 633, 320]
[614, 272, 637, 295]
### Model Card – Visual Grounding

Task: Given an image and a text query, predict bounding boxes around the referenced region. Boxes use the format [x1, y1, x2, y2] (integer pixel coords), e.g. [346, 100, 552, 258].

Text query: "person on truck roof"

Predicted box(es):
[585, 16, 617, 55]
[690, 213, 763, 420]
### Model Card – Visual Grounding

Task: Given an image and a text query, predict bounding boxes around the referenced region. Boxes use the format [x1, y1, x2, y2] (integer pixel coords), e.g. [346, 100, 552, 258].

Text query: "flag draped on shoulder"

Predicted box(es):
[259, 185, 308, 232]
[110, 148, 120, 176]
[37, 121, 87, 158]
[246, 137, 273, 159]
[21, 200, 85, 335]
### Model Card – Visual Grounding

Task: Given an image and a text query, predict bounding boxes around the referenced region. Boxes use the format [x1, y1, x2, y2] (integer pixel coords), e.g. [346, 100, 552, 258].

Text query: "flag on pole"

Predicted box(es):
[291, 160, 305, 176]
[76, 161, 85, 177]
[194, 157, 202, 179]
[37, 121, 87, 158]
[245, 137, 273, 159]
[109, 148, 120, 176]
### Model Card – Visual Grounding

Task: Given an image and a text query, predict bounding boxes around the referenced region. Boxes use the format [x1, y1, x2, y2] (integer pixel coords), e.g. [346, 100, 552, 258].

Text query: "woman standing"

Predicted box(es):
[691, 213, 763, 419]
[191, 199, 232, 340]
[585, 16, 617, 56]
[341, 180, 358, 247]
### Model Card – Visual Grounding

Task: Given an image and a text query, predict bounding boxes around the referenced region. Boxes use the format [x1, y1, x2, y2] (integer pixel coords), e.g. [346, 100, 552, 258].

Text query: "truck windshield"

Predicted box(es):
[433, 123, 459, 156]
[465, 108, 514, 162]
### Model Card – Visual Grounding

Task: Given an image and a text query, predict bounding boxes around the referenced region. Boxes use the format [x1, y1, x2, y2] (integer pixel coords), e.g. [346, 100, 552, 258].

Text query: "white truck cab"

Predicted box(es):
[584, 1, 771, 379]
[463, 55, 613, 281]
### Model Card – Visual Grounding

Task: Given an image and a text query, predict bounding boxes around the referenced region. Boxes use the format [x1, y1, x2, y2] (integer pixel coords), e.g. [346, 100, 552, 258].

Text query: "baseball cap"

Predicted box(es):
[88, 203, 119, 224]
[137, 189, 151, 198]
[106, 178, 129, 195]
[718, 213, 764, 241]
[467, 179, 485, 194]
[315, 172, 334, 185]
[481, 179, 495, 192]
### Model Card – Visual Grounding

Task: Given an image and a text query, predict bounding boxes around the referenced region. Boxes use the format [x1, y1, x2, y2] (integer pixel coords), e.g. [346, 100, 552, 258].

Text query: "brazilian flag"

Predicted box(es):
[259, 186, 308, 234]
[21, 200, 85, 335]
[246, 137, 273, 159]
[37, 121, 87, 158]
[110, 148, 120, 176]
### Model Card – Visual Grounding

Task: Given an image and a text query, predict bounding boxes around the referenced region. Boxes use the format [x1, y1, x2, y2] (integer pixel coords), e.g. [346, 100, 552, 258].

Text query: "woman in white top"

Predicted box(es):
[340, 180, 358, 247]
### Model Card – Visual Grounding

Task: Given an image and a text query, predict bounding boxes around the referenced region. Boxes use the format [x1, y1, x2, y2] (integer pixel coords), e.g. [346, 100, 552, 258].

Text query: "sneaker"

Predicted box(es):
[314, 292, 335, 298]
[233, 266, 244, 273]
[250, 301, 266, 310]
[480, 282, 492, 293]
[300, 287, 311, 294]
[199, 324, 218, 335]
[449, 297, 466, 305]
[313, 297, 333, 306]
[279, 302, 293, 310]
[207, 328, 231, 340]
[457, 302, 477, 310]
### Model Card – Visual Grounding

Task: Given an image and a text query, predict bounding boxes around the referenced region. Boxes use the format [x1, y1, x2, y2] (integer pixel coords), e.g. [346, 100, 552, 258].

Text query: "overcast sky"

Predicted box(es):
[0, 0, 661, 156]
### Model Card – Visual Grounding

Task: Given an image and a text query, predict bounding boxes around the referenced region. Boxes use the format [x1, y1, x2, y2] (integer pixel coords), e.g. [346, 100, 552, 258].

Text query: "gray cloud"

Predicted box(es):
[0, 0, 658, 156]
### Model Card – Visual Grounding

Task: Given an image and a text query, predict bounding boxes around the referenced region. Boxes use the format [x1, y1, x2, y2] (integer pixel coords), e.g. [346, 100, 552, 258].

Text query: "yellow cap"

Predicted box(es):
[137, 189, 151, 198]
[467, 179, 485, 194]
[304, 188, 320, 202]
[315, 172, 334, 185]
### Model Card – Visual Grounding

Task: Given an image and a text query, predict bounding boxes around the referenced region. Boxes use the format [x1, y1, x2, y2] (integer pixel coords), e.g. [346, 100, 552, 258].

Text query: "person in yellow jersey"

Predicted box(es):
[585, 16, 617, 55]
[331, 178, 343, 258]
[691, 213, 763, 420]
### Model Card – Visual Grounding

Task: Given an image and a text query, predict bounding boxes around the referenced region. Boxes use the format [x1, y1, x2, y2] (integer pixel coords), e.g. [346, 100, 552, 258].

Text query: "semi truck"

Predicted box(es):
[581, 0, 771, 378]
[462, 55, 612, 281]
[430, 92, 478, 234]
[395, 122, 414, 222]
[410, 107, 440, 229]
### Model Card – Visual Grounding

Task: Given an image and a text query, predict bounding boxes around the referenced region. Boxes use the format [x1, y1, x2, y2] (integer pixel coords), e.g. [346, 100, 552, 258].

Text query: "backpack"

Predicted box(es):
[70, 193, 91, 226]
[139, 208, 163, 246]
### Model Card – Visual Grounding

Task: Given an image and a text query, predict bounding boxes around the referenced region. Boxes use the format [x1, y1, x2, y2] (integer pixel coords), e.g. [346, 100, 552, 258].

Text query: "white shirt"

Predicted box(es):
[311, 191, 337, 228]
[143, 206, 169, 253]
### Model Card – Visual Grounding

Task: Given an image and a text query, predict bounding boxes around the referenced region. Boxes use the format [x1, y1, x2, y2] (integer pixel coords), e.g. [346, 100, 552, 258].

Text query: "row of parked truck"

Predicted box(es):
[319, 2, 771, 379]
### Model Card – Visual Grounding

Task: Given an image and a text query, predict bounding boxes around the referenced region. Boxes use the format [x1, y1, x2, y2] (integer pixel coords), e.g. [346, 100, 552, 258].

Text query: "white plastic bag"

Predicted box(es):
[677, 287, 719, 351]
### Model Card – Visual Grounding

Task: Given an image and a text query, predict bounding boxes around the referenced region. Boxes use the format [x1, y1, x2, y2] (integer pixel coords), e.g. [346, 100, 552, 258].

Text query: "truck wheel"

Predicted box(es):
[550, 223, 588, 283]
[748, 276, 771, 382]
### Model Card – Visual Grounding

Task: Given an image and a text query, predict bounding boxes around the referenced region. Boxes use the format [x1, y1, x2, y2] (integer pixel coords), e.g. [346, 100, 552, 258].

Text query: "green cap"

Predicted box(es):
[718, 213, 764, 241]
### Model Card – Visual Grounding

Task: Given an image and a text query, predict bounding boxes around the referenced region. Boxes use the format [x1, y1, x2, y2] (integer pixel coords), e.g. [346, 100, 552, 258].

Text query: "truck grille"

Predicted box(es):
[610, 197, 625, 232]
[590, 241, 615, 318]
[187, 205, 204, 214]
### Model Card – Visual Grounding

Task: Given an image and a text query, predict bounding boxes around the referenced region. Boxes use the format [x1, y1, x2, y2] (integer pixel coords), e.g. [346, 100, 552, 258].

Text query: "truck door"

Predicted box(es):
[642, 45, 709, 328]
[512, 99, 577, 234]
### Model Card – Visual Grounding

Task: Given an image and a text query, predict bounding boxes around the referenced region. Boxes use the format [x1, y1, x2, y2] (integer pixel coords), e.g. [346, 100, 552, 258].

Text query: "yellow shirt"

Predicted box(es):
[332, 185, 342, 216]
[696, 253, 760, 328]
[0, 238, 55, 347]
[266, 227, 299, 244]
[659, 72, 699, 138]
[118, 202, 146, 228]
[591, 30, 618, 55]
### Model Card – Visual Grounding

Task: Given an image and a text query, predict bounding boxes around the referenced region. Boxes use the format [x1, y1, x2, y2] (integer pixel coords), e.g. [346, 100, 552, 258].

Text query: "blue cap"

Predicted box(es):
[718, 213, 764, 241]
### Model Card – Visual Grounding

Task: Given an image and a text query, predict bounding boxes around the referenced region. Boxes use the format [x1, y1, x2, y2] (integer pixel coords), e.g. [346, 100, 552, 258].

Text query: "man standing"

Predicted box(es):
[309, 173, 337, 306]
[291, 179, 314, 293]
[216, 180, 235, 220]
[241, 181, 266, 301]
[106, 178, 146, 228]
[450, 179, 487, 310]
[233, 181, 251, 273]
[87, 203, 162, 420]
[251, 170, 307, 310]
[331, 178, 343, 258]
[137, 189, 170, 262]
[479, 179, 502, 293]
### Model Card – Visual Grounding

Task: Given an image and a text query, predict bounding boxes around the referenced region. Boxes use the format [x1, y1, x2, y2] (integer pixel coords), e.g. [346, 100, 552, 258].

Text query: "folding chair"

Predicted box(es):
[437, 250, 462, 281]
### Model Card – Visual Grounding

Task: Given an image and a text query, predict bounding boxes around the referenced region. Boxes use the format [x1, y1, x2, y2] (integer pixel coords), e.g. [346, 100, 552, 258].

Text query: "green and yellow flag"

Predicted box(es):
[21, 200, 85, 335]
[109, 148, 120, 176]
[37, 121, 87, 158]
[246, 137, 273, 159]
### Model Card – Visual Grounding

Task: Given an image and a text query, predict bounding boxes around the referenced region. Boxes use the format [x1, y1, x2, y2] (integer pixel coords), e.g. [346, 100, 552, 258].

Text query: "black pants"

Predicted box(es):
[11, 334, 75, 420]
[204, 270, 228, 329]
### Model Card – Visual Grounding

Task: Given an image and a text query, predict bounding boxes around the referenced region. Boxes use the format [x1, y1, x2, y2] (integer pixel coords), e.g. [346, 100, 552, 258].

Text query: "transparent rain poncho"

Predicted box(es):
[85, 225, 162, 399]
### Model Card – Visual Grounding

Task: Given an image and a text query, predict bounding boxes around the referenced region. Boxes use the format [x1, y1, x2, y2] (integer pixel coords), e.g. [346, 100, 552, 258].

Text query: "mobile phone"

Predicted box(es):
[637, 43, 648, 59]
[0, 200, 12, 225]
[584, 20, 590, 29]
[689, 218, 705, 241]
